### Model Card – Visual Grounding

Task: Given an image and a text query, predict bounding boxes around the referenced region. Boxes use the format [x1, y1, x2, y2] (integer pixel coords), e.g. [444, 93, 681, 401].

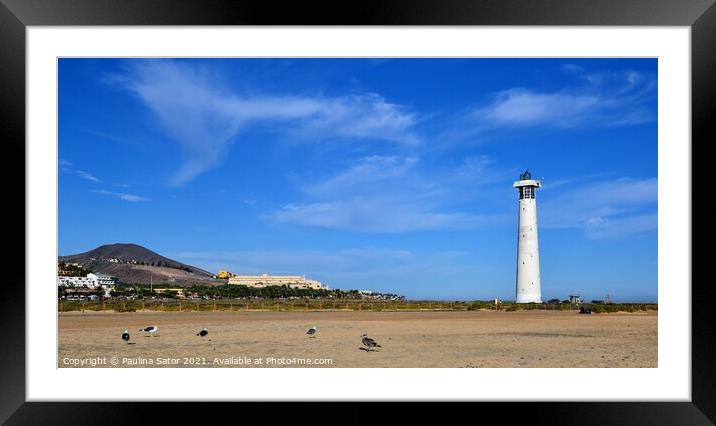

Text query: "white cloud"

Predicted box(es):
[540, 177, 657, 239]
[562, 63, 584, 74]
[76, 170, 100, 183]
[473, 69, 655, 128]
[478, 89, 602, 127]
[270, 198, 504, 233]
[306, 156, 418, 197]
[58, 159, 101, 183]
[91, 189, 149, 202]
[113, 60, 419, 185]
[584, 214, 657, 240]
[267, 154, 512, 233]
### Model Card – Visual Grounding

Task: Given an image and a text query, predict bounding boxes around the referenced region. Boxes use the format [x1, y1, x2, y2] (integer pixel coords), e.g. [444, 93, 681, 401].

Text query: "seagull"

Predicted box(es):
[307, 326, 317, 337]
[197, 328, 208, 337]
[361, 334, 381, 351]
[122, 329, 130, 344]
[140, 325, 159, 336]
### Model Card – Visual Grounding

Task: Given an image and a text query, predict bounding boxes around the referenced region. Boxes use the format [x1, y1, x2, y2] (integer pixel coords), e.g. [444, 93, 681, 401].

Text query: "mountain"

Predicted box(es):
[59, 243, 223, 286]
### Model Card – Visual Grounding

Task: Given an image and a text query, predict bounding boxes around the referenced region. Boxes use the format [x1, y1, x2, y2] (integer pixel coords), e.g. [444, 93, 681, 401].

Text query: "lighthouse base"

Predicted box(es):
[516, 294, 542, 304]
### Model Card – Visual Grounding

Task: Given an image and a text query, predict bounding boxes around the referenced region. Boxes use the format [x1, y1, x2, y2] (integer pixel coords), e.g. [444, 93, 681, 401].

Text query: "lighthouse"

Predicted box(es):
[514, 170, 542, 303]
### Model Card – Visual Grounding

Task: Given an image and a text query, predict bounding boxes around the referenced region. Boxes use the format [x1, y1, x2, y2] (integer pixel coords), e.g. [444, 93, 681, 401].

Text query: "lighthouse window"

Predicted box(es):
[519, 187, 535, 199]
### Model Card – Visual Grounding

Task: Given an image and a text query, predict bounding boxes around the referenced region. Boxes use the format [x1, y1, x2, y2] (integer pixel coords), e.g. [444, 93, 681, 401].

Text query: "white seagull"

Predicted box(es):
[361, 334, 381, 351]
[306, 326, 317, 337]
[121, 329, 130, 344]
[140, 325, 159, 336]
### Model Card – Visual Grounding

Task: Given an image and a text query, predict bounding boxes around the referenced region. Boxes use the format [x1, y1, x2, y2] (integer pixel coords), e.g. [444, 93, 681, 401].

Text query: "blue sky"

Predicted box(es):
[58, 58, 657, 301]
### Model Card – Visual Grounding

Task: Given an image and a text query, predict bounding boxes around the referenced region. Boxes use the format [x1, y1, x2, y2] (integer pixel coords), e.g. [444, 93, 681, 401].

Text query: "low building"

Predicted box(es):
[57, 276, 96, 288]
[87, 273, 118, 287]
[228, 273, 325, 290]
[216, 270, 232, 279]
[58, 273, 117, 297]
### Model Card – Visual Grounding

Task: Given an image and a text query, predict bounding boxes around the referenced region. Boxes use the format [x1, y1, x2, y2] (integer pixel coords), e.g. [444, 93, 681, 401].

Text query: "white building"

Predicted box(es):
[87, 273, 118, 287]
[58, 273, 117, 297]
[57, 276, 96, 288]
[514, 170, 542, 303]
[228, 273, 325, 290]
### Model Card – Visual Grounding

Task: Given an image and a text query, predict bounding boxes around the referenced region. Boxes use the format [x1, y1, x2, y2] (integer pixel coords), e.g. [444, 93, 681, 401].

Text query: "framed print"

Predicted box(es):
[1, 0, 713, 423]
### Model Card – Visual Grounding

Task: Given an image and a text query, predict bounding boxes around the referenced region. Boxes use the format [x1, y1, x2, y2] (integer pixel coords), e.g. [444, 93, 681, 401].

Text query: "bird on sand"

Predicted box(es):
[122, 329, 130, 344]
[140, 325, 159, 336]
[307, 326, 317, 337]
[197, 327, 213, 343]
[361, 334, 381, 351]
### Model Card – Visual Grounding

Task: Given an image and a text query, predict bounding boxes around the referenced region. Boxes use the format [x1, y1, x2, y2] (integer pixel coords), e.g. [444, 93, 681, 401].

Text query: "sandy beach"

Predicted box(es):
[58, 310, 657, 368]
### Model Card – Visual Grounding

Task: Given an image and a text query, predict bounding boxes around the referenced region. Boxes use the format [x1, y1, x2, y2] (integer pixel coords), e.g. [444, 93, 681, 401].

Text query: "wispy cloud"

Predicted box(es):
[110, 60, 419, 185]
[584, 214, 657, 240]
[561, 63, 584, 74]
[267, 154, 512, 233]
[472, 68, 656, 129]
[91, 189, 149, 202]
[58, 159, 101, 183]
[305, 156, 419, 198]
[270, 200, 505, 233]
[76, 170, 100, 183]
[540, 177, 657, 239]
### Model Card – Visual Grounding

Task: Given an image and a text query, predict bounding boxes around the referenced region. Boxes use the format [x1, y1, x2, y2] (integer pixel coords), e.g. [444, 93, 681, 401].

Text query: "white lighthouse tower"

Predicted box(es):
[514, 170, 542, 303]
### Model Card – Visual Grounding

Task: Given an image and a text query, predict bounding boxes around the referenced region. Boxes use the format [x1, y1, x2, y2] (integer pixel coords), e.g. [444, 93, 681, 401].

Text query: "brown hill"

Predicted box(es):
[59, 243, 224, 286]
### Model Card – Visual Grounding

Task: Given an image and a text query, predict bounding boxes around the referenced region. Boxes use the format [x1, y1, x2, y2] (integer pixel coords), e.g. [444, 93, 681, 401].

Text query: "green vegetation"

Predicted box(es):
[132, 260, 193, 273]
[57, 261, 91, 277]
[57, 296, 657, 314]
[424, 300, 656, 313]
[583, 303, 656, 313]
[58, 299, 465, 313]
[467, 301, 495, 311]
[108, 284, 404, 301]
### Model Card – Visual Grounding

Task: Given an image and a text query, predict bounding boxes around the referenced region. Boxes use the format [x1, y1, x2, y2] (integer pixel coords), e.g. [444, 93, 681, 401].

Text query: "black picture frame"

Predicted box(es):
[1, 0, 712, 423]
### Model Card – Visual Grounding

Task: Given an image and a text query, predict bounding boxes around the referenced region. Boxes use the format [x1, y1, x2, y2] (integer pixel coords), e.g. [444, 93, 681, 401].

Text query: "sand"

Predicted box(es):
[58, 310, 657, 368]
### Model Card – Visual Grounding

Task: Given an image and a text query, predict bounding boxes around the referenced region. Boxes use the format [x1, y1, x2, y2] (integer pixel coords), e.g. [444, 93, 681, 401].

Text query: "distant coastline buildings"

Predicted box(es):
[57, 272, 118, 288]
[57, 272, 118, 298]
[227, 273, 327, 290]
